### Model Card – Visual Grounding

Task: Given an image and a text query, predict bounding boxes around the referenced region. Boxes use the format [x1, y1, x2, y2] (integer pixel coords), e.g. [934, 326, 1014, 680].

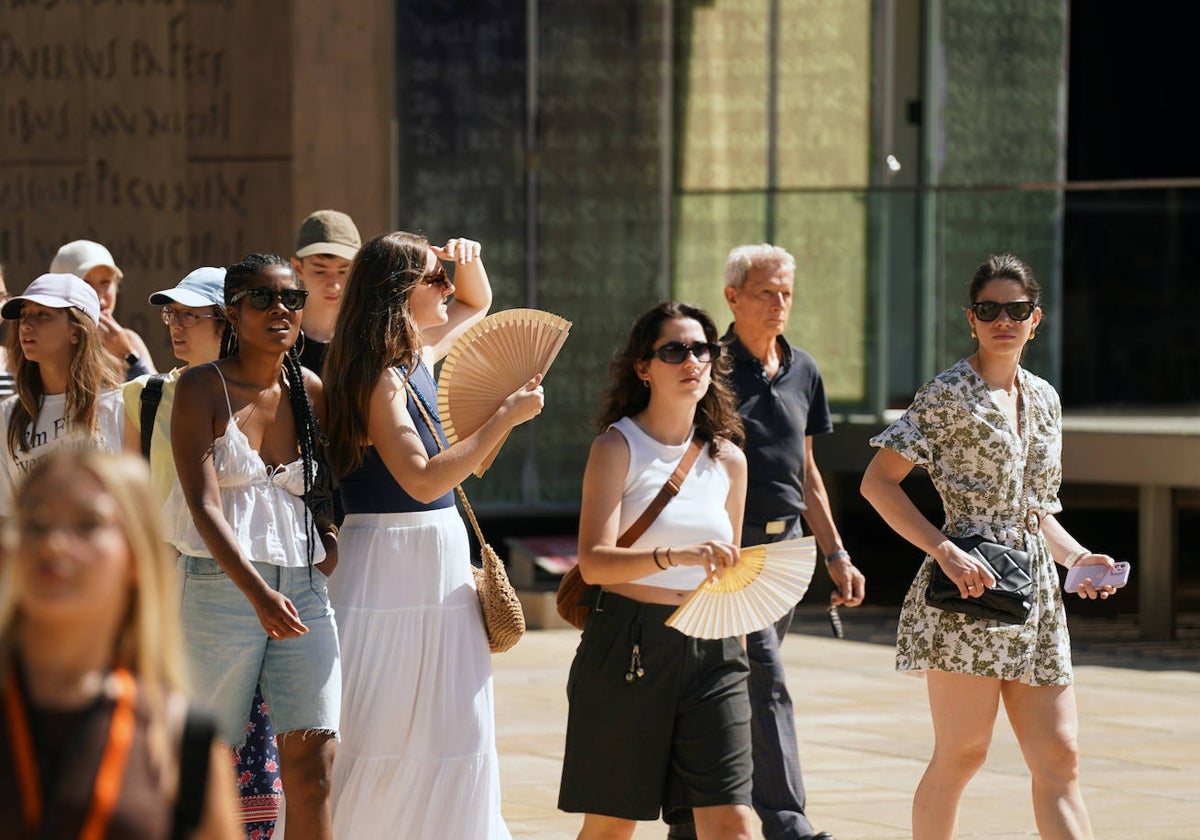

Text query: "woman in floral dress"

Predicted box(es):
[861, 254, 1121, 840]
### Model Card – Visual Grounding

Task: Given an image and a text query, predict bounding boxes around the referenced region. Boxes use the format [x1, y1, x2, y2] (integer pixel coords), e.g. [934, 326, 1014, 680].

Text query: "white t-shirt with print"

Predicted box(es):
[0, 389, 126, 516]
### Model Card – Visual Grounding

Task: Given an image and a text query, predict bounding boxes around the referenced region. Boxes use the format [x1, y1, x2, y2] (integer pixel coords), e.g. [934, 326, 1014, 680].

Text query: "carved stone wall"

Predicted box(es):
[0, 0, 392, 368]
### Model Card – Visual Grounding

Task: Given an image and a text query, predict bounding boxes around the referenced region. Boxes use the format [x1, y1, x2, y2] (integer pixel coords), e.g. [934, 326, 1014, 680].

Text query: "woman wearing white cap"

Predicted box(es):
[123, 266, 227, 507]
[50, 239, 157, 381]
[0, 273, 132, 519]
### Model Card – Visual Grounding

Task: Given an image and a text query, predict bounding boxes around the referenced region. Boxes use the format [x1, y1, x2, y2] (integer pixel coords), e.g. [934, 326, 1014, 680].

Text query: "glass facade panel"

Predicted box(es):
[392, 0, 1182, 510]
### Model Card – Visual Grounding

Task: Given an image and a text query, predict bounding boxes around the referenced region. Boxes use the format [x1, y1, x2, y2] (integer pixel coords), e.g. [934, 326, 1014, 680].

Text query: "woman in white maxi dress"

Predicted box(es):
[321, 232, 545, 838]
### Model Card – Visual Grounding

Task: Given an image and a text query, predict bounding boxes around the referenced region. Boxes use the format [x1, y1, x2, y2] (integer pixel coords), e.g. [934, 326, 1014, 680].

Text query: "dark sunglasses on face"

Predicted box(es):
[229, 287, 309, 311]
[421, 263, 452, 290]
[970, 300, 1036, 322]
[645, 341, 722, 364]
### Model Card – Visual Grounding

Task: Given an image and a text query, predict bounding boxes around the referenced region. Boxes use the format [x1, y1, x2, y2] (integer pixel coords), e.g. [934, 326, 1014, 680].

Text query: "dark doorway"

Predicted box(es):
[1062, 6, 1200, 407]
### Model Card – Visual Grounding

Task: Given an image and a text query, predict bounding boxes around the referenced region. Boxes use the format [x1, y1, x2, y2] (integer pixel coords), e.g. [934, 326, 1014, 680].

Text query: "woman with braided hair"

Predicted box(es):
[164, 253, 340, 840]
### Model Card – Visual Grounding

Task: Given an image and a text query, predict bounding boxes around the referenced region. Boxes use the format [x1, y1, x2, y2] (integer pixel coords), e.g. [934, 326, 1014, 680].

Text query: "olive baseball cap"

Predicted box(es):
[294, 209, 361, 261]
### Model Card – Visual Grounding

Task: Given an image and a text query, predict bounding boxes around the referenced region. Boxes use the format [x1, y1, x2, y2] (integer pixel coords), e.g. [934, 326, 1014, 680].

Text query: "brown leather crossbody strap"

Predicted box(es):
[616, 436, 704, 548]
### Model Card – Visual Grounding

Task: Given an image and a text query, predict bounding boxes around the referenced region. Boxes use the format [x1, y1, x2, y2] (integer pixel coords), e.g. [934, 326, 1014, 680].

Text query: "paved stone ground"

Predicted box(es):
[494, 607, 1200, 839]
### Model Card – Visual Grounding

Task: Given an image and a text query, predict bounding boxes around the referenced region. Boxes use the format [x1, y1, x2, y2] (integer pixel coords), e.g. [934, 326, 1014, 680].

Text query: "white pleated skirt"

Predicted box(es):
[327, 507, 510, 840]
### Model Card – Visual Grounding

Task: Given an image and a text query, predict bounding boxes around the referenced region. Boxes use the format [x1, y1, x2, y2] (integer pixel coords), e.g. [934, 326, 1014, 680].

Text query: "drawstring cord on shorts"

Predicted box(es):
[625, 620, 644, 684]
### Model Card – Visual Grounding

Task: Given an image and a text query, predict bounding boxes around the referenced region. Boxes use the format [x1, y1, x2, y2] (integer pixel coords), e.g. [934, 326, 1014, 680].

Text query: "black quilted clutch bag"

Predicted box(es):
[925, 536, 1034, 625]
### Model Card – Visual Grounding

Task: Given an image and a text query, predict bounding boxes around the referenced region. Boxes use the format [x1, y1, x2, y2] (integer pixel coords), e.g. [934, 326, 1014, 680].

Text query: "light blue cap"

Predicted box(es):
[148, 266, 226, 308]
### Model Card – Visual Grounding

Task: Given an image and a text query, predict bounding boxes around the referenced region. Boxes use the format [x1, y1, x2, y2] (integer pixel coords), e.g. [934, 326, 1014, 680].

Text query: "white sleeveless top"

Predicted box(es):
[611, 417, 734, 590]
[163, 364, 323, 567]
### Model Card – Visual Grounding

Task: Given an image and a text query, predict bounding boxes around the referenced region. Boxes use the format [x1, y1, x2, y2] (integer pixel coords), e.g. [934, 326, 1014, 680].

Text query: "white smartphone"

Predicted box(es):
[1064, 561, 1130, 592]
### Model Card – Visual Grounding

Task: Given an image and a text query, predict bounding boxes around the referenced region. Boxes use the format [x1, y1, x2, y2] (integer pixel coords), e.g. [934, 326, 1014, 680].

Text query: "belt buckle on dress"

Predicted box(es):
[764, 519, 787, 536]
[1024, 509, 1043, 535]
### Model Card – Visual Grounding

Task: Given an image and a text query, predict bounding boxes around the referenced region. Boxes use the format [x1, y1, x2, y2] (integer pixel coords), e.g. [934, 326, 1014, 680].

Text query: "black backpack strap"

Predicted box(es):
[139, 374, 167, 460]
[171, 706, 216, 840]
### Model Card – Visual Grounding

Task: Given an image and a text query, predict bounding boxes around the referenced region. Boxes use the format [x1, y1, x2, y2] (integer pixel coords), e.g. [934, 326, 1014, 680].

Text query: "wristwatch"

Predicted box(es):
[124, 352, 140, 368]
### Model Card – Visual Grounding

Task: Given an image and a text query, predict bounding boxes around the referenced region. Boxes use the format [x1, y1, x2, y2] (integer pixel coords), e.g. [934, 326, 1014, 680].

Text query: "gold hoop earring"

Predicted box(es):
[971, 329, 977, 339]
[1029, 331, 1036, 340]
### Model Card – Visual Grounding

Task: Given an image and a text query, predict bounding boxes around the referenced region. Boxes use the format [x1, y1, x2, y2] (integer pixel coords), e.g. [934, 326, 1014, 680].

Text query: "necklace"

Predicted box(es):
[968, 353, 1018, 397]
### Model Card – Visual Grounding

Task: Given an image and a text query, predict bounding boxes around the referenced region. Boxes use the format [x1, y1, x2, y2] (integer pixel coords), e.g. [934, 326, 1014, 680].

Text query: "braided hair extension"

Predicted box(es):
[221, 253, 326, 565]
[282, 350, 323, 566]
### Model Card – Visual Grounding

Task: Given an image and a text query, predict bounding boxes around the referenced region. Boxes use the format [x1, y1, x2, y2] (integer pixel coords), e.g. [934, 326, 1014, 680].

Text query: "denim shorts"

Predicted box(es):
[179, 555, 341, 747]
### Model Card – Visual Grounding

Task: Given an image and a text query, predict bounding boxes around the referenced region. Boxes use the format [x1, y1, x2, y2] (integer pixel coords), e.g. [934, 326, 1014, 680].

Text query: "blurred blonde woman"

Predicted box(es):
[0, 450, 239, 838]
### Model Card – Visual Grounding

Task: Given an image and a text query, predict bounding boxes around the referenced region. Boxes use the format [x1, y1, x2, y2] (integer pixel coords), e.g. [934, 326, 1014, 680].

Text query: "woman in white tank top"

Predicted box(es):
[558, 301, 755, 840]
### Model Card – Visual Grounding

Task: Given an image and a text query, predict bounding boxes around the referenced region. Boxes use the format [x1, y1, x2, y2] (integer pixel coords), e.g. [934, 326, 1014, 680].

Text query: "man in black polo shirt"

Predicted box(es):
[671, 243, 866, 840]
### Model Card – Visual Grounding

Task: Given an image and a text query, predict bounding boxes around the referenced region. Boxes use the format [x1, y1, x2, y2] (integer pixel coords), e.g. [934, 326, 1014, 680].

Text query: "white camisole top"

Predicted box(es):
[163, 364, 324, 567]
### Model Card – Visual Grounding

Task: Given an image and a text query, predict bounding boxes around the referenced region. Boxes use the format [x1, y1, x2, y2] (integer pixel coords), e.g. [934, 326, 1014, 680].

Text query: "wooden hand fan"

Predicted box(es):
[437, 308, 572, 477]
[665, 536, 818, 639]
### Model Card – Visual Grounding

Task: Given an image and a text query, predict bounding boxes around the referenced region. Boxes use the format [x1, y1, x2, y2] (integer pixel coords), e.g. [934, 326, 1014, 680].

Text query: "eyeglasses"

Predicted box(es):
[421, 263, 452, 291]
[161, 307, 221, 328]
[645, 341, 721, 364]
[229, 287, 309, 311]
[970, 300, 1036, 322]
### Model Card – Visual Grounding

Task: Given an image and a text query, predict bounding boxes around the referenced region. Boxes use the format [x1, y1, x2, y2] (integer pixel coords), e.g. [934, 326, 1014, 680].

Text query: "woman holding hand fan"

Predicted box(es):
[322, 232, 544, 838]
[557, 301, 754, 840]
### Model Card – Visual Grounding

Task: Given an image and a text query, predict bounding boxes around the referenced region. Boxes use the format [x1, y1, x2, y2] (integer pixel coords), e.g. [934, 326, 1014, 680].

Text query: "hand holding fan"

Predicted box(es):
[665, 536, 818, 639]
[437, 308, 572, 477]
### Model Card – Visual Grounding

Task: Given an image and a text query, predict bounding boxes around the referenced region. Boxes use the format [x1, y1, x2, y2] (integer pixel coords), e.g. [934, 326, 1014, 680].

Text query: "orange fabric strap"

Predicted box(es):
[4, 668, 40, 835]
[4, 666, 138, 840]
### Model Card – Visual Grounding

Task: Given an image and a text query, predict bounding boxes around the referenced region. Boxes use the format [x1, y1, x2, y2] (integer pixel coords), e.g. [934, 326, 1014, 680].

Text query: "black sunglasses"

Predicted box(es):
[229, 287, 309, 311]
[970, 300, 1035, 322]
[645, 341, 721, 364]
[421, 263, 452, 290]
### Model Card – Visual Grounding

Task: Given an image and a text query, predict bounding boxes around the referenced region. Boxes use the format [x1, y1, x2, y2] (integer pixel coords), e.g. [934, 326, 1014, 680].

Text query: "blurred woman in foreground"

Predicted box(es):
[0, 451, 238, 838]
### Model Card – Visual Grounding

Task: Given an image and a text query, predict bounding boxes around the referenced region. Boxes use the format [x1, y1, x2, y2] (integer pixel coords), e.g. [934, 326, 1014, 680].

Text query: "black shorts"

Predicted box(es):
[557, 591, 752, 824]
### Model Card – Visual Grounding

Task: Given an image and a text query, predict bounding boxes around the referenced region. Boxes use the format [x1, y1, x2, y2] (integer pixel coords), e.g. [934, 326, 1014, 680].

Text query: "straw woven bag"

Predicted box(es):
[459, 486, 525, 652]
[407, 379, 525, 653]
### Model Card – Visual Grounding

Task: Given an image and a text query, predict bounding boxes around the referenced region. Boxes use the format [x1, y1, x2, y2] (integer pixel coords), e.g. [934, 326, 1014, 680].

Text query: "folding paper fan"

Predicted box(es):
[437, 308, 572, 477]
[665, 536, 818, 639]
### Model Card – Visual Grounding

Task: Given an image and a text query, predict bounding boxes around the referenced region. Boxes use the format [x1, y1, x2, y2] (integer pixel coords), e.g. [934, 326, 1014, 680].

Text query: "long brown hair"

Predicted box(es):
[598, 301, 743, 456]
[7, 308, 122, 455]
[324, 231, 430, 478]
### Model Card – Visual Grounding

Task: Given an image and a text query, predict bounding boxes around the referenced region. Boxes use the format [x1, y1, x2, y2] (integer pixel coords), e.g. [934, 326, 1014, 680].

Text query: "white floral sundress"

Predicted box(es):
[870, 358, 1073, 685]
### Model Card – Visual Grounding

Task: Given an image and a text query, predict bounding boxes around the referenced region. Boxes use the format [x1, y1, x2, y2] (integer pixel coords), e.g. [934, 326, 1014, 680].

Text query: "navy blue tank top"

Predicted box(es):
[338, 362, 455, 514]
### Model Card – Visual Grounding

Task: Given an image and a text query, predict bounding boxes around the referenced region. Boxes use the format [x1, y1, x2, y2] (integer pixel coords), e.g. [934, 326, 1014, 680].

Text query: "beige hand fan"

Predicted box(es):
[665, 536, 818, 639]
[437, 308, 572, 477]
